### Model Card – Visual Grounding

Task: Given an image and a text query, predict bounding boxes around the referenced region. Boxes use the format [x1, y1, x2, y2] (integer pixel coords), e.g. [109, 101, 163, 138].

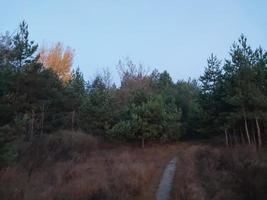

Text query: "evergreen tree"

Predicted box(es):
[175, 79, 201, 136]
[79, 76, 117, 134]
[11, 21, 38, 68]
[199, 54, 222, 135]
[109, 94, 181, 147]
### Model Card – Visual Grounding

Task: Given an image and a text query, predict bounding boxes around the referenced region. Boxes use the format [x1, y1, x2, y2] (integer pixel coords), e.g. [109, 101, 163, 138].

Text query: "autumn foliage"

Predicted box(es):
[39, 42, 74, 83]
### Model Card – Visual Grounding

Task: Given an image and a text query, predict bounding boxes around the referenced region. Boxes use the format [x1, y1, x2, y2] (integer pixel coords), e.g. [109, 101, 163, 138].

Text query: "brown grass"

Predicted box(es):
[0, 131, 180, 200]
[171, 144, 267, 200]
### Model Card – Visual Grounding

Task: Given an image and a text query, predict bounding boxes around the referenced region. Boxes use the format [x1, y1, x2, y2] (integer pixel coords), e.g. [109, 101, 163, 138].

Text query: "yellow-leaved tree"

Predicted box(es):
[39, 42, 74, 83]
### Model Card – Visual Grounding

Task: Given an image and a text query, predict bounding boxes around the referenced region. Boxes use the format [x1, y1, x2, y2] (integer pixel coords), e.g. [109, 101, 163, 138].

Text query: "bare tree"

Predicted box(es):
[95, 67, 113, 89]
[116, 59, 152, 104]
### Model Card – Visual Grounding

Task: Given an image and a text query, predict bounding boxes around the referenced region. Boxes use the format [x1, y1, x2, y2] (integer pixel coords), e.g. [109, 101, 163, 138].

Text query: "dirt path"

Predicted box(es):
[155, 156, 177, 200]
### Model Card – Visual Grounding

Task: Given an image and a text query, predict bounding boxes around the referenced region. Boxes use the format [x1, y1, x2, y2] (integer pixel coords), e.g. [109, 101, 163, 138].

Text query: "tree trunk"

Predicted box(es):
[255, 117, 262, 149]
[71, 110, 75, 132]
[240, 128, 245, 145]
[242, 108, 251, 145]
[41, 104, 45, 135]
[231, 129, 238, 145]
[252, 127, 257, 146]
[225, 129, 229, 147]
[141, 136, 145, 148]
[228, 132, 233, 147]
[244, 116, 251, 145]
[30, 110, 35, 140]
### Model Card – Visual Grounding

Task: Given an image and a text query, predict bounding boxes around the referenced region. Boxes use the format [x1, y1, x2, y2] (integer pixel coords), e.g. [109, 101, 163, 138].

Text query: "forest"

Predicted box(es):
[1, 22, 267, 200]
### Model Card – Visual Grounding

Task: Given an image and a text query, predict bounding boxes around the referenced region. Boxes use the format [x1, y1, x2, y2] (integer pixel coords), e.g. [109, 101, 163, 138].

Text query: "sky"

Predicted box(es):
[1, 0, 267, 83]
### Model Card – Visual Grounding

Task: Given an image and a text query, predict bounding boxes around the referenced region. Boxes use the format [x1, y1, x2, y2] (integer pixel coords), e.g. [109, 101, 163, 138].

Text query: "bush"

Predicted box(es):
[0, 126, 17, 167]
[0, 143, 178, 200]
[108, 121, 133, 140]
[18, 130, 98, 170]
[172, 146, 267, 200]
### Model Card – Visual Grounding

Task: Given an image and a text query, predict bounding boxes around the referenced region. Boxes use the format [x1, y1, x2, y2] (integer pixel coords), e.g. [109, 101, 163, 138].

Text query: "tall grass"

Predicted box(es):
[0, 131, 178, 200]
[172, 145, 267, 200]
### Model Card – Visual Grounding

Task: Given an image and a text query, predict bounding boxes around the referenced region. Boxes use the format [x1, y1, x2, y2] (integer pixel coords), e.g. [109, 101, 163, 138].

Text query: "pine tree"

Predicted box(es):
[11, 21, 38, 68]
[199, 54, 222, 135]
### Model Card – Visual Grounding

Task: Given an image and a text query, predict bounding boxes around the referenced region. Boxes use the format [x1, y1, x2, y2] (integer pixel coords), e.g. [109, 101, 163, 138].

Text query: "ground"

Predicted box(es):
[0, 131, 183, 200]
[1, 131, 267, 200]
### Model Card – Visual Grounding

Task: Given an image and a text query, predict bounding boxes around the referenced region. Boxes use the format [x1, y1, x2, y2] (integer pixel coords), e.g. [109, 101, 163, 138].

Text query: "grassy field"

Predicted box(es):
[2, 131, 267, 200]
[171, 145, 267, 200]
[0, 131, 180, 200]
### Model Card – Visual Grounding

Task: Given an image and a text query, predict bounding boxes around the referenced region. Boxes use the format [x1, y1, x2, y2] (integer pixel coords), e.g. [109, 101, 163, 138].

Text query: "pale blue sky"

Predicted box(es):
[1, 0, 267, 83]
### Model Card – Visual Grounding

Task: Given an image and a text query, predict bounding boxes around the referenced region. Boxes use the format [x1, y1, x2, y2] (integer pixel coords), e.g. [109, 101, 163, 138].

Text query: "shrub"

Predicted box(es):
[18, 130, 98, 171]
[172, 146, 267, 200]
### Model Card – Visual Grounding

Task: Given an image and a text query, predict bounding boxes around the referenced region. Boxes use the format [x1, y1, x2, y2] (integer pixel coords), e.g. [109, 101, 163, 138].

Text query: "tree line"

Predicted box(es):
[200, 35, 267, 148]
[0, 22, 267, 164]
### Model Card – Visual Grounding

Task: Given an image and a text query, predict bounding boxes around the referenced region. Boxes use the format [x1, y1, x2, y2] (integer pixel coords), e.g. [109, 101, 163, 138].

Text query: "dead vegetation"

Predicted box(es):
[171, 145, 267, 200]
[0, 130, 179, 200]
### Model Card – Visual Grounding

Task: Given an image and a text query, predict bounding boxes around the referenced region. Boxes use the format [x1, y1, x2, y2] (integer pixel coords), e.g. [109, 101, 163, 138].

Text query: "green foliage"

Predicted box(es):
[158, 70, 173, 90]
[0, 127, 17, 167]
[199, 54, 223, 134]
[108, 120, 133, 140]
[2, 20, 267, 165]
[67, 68, 86, 101]
[79, 76, 118, 134]
[11, 21, 38, 68]
[0, 22, 88, 164]
[198, 34, 267, 146]
[175, 79, 202, 135]
[109, 94, 182, 143]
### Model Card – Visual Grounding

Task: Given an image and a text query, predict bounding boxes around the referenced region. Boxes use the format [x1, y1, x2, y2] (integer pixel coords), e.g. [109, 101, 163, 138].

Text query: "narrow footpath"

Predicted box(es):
[155, 156, 177, 200]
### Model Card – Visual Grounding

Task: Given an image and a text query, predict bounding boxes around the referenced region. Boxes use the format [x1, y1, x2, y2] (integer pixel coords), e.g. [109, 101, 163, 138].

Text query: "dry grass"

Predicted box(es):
[171, 144, 267, 200]
[0, 131, 180, 200]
